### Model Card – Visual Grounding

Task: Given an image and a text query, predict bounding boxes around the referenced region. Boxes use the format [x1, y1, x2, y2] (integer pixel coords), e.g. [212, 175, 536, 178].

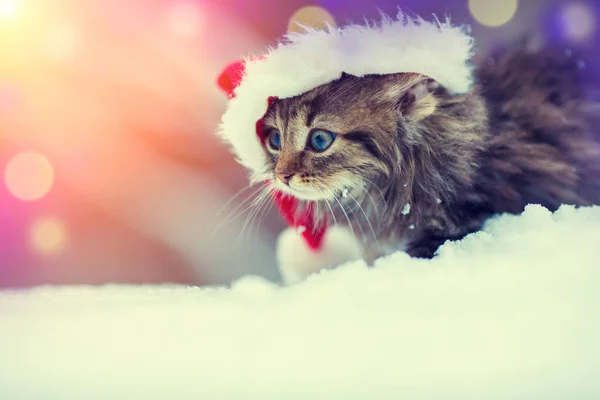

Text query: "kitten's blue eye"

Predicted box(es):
[268, 130, 282, 150]
[310, 130, 336, 152]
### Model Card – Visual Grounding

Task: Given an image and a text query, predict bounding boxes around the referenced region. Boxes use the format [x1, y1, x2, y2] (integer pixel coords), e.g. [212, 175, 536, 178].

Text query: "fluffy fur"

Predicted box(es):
[261, 44, 600, 261]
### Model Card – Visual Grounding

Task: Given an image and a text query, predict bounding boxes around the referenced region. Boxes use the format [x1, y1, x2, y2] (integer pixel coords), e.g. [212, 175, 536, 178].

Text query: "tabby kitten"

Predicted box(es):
[260, 45, 600, 260]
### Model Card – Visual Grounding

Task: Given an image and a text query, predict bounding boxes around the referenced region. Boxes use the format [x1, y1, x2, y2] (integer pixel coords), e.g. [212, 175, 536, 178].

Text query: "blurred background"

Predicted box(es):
[0, 0, 597, 288]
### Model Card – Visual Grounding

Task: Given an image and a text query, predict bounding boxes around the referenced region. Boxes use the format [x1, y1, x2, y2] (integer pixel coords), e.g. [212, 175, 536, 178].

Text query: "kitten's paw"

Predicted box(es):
[276, 226, 363, 285]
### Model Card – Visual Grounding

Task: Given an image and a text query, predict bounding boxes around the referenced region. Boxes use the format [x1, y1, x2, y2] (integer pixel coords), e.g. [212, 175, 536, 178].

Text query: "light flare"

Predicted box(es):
[468, 0, 518, 27]
[4, 151, 55, 202]
[29, 216, 68, 255]
[287, 6, 336, 33]
[560, 1, 596, 42]
[166, 1, 202, 38]
[0, 0, 17, 19]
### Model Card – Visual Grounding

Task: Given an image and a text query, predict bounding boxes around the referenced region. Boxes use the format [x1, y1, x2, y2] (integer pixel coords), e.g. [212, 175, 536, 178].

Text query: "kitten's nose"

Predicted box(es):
[275, 172, 294, 185]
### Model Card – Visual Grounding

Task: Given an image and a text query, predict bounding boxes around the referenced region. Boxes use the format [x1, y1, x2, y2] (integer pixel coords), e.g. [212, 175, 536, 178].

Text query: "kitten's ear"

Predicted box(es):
[396, 78, 440, 121]
[340, 71, 357, 79]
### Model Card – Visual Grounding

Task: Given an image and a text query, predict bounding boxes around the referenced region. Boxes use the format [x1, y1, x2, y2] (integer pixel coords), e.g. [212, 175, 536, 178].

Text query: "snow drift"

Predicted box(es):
[1, 204, 599, 399]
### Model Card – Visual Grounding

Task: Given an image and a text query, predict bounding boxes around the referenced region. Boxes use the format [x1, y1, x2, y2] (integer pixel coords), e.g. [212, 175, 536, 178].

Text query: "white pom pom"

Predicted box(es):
[276, 226, 363, 285]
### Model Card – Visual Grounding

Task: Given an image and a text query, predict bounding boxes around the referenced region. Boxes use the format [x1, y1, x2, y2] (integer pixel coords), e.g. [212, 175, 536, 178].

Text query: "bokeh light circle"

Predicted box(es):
[560, 1, 596, 42]
[29, 217, 68, 255]
[469, 0, 518, 27]
[5, 151, 55, 201]
[166, 1, 202, 38]
[287, 6, 336, 33]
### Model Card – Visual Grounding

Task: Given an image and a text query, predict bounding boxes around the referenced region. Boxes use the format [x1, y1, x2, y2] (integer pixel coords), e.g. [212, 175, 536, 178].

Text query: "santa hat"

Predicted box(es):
[216, 11, 475, 282]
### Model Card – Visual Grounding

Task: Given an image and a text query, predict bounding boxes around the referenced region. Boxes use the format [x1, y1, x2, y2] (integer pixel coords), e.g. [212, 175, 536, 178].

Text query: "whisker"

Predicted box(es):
[326, 187, 358, 244]
[242, 192, 273, 247]
[237, 188, 271, 245]
[254, 186, 275, 241]
[247, 189, 272, 231]
[362, 187, 382, 218]
[211, 184, 268, 236]
[360, 177, 389, 210]
[323, 198, 338, 226]
[349, 192, 381, 256]
[343, 193, 367, 243]
[315, 201, 320, 222]
[207, 183, 263, 235]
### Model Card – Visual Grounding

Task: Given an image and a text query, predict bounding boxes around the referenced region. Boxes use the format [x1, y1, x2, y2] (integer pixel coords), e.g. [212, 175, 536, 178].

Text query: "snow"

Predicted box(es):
[1, 204, 600, 399]
[402, 202, 411, 215]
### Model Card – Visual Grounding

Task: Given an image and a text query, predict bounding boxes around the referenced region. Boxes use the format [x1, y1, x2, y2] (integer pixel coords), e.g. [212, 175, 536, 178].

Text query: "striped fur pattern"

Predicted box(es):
[260, 46, 600, 259]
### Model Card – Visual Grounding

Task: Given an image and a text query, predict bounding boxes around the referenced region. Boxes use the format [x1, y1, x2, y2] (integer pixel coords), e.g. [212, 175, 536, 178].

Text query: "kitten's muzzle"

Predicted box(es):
[275, 172, 294, 186]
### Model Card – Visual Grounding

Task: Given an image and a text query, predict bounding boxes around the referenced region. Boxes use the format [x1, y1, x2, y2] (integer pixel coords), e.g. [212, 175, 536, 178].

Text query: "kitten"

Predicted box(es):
[260, 45, 600, 261]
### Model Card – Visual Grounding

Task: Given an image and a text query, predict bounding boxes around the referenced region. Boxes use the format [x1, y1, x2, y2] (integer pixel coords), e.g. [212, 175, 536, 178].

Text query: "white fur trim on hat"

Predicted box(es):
[277, 225, 363, 285]
[218, 11, 475, 177]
